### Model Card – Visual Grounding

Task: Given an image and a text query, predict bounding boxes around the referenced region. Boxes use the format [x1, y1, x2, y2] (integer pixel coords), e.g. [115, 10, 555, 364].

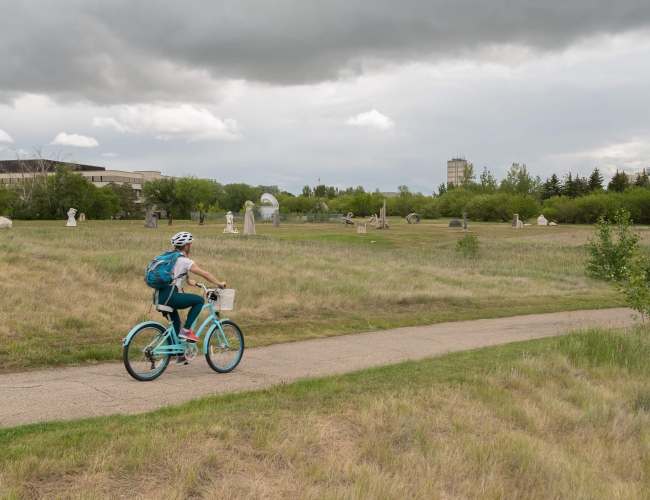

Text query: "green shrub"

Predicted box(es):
[455, 234, 479, 257]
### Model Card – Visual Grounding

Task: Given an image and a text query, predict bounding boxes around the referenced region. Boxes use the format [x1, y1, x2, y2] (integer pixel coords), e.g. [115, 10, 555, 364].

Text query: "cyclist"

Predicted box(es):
[156, 231, 227, 363]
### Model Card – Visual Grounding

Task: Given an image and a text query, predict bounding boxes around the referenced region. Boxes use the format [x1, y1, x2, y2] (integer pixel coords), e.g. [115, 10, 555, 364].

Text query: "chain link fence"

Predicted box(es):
[191, 212, 343, 223]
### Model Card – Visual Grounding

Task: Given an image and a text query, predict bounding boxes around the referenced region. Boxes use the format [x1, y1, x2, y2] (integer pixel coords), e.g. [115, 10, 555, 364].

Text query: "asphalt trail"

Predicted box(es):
[0, 308, 636, 428]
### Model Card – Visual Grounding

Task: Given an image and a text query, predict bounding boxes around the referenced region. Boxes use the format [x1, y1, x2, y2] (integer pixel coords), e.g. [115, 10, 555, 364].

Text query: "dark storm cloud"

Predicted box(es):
[1, 0, 649, 104]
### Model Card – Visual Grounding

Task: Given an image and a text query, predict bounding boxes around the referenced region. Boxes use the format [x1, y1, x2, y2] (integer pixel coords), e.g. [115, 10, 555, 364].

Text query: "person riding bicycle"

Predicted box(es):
[156, 232, 227, 361]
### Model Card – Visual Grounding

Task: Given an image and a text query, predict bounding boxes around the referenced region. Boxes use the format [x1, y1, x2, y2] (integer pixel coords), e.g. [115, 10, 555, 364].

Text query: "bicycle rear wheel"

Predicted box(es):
[124, 324, 171, 381]
[205, 320, 244, 373]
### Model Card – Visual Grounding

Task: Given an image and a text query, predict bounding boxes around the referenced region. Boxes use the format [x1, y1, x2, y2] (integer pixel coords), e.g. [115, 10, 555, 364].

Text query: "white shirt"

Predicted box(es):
[171, 256, 194, 288]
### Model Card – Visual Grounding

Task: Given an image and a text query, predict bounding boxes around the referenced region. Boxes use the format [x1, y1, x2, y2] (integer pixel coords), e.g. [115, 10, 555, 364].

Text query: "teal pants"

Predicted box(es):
[155, 286, 204, 334]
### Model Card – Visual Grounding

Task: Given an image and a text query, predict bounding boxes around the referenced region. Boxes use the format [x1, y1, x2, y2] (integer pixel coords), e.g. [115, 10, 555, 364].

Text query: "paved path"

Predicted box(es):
[0, 308, 636, 428]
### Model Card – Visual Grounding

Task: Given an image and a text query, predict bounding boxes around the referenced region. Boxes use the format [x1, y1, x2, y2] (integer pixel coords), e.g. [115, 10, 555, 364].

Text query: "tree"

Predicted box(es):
[105, 182, 141, 219]
[313, 184, 327, 198]
[459, 163, 476, 190]
[301, 185, 312, 197]
[634, 169, 650, 188]
[1, 148, 70, 219]
[586, 210, 650, 321]
[223, 183, 262, 212]
[500, 163, 539, 196]
[607, 170, 630, 193]
[563, 173, 580, 199]
[174, 176, 216, 218]
[142, 177, 178, 222]
[478, 167, 498, 194]
[436, 183, 447, 196]
[541, 174, 563, 200]
[587, 168, 604, 191]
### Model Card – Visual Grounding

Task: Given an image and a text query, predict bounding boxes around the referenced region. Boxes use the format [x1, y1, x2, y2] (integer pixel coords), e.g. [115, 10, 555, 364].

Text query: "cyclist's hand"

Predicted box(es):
[219, 282, 227, 289]
[188, 279, 196, 286]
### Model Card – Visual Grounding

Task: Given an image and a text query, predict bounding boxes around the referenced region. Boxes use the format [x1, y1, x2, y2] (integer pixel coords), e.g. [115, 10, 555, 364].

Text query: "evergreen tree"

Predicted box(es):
[541, 173, 562, 200]
[563, 172, 581, 199]
[634, 169, 650, 188]
[587, 167, 604, 191]
[607, 170, 630, 193]
[575, 175, 589, 197]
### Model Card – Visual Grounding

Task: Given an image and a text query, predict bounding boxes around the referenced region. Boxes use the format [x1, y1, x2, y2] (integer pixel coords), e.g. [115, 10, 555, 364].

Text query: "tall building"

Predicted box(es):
[447, 157, 468, 186]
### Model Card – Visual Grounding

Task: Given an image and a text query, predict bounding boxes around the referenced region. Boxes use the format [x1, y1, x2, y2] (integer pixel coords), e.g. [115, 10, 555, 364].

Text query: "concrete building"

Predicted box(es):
[447, 157, 468, 187]
[0, 160, 168, 200]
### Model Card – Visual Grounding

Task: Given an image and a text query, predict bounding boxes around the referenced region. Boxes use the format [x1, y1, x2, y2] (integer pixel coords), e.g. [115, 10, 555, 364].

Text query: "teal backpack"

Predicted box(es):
[144, 250, 181, 289]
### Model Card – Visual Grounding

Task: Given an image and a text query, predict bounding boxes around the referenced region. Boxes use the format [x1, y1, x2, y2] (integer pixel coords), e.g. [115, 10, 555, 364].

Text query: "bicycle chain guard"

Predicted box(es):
[184, 343, 198, 362]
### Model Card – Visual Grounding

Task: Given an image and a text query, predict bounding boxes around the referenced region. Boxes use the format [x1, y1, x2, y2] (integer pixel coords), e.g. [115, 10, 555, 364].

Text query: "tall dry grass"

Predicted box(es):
[0, 220, 625, 370]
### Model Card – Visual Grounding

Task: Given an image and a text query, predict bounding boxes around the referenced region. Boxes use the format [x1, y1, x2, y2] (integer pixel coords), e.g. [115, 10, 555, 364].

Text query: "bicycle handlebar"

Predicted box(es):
[194, 282, 227, 295]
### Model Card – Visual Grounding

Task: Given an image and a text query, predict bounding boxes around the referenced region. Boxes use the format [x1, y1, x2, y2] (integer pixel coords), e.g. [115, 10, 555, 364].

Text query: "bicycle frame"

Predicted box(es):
[122, 300, 231, 356]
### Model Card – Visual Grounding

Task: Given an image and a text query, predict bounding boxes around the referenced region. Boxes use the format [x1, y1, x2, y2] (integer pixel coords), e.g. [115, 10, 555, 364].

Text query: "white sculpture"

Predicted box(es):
[537, 215, 548, 226]
[78, 213, 86, 222]
[243, 201, 256, 236]
[0, 216, 12, 229]
[66, 208, 77, 227]
[260, 193, 280, 220]
[223, 211, 239, 233]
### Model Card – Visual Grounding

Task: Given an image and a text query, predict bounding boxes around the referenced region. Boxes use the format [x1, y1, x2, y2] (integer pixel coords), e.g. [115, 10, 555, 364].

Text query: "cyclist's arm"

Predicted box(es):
[188, 263, 226, 288]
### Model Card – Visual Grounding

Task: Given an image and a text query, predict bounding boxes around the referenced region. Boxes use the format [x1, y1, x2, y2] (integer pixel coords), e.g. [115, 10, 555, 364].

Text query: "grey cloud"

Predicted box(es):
[1, 0, 649, 104]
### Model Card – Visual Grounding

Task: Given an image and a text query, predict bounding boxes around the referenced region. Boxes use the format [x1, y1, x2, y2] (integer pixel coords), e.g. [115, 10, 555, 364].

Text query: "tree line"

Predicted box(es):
[2, 155, 649, 223]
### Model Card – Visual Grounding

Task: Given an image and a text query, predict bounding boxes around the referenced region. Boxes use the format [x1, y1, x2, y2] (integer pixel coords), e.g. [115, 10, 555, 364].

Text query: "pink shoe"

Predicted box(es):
[179, 329, 199, 342]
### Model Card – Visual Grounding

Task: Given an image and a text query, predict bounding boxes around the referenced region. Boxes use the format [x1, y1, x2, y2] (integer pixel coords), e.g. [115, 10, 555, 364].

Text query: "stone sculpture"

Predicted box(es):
[260, 193, 280, 220]
[273, 209, 280, 228]
[0, 216, 12, 229]
[78, 213, 86, 222]
[512, 213, 519, 228]
[223, 211, 239, 233]
[244, 201, 256, 236]
[406, 213, 420, 224]
[66, 208, 77, 227]
[342, 212, 355, 226]
[144, 212, 158, 228]
[376, 201, 389, 229]
[449, 219, 462, 228]
[549, 222, 557, 226]
[357, 221, 367, 234]
[463, 213, 468, 231]
[369, 214, 378, 227]
[537, 215, 548, 226]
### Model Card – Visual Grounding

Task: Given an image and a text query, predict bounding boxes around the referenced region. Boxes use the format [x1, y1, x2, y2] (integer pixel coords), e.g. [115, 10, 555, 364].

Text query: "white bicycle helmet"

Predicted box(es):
[171, 231, 194, 247]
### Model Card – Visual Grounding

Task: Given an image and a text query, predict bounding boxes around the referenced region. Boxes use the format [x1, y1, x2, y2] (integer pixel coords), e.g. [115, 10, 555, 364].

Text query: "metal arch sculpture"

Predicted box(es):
[407, 213, 420, 224]
[260, 193, 279, 208]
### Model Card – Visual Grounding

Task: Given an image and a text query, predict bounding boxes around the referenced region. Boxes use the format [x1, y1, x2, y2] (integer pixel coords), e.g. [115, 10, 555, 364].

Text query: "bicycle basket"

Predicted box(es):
[212, 288, 235, 310]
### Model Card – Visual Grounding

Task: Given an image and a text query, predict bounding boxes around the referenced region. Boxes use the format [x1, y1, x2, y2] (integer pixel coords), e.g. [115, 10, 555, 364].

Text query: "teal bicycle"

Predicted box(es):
[123, 284, 244, 381]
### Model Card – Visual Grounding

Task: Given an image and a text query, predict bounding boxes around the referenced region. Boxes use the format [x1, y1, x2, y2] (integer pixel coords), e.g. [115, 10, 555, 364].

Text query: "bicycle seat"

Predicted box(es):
[154, 303, 174, 313]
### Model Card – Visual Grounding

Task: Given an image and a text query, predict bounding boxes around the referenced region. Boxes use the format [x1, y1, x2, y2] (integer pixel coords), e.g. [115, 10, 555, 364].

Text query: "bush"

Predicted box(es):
[437, 188, 475, 218]
[456, 234, 479, 257]
[507, 194, 540, 222]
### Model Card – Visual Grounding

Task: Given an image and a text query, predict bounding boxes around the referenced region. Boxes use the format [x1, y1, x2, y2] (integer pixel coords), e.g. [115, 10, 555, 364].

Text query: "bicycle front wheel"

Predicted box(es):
[205, 320, 244, 373]
[123, 324, 171, 381]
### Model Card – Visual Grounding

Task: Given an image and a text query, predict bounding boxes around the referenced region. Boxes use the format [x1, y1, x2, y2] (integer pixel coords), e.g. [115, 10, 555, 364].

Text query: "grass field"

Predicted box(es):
[2, 324, 649, 498]
[0, 218, 633, 372]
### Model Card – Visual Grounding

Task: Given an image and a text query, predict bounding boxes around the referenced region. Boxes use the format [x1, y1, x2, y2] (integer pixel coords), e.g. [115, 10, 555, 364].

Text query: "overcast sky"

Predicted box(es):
[1, 0, 649, 194]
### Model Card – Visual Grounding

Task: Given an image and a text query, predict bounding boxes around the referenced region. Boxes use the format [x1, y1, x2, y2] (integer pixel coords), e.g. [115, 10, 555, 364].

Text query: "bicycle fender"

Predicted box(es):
[202, 319, 230, 355]
[122, 321, 166, 346]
